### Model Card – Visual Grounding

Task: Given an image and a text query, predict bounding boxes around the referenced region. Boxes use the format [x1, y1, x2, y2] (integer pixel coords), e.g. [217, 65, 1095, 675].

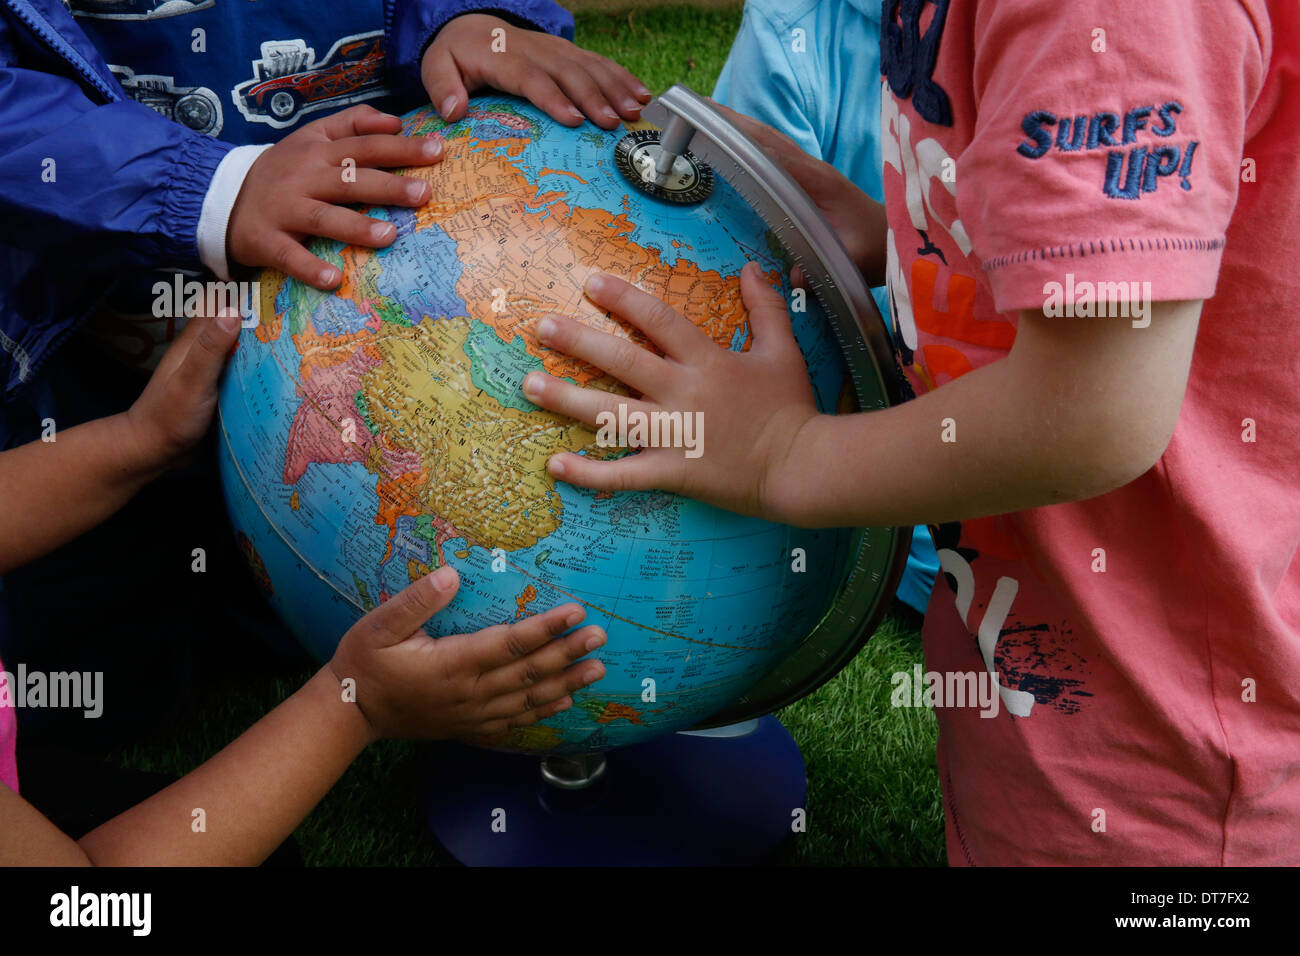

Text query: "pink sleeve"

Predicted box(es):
[0, 662, 17, 794]
[958, 0, 1269, 312]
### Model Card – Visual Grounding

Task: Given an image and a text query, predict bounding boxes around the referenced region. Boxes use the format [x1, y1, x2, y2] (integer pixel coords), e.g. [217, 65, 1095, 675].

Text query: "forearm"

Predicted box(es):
[0, 414, 161, 575]
[856, 196, 888, 287]
[770, 303, 1199, 528]
[770, 362, 1098, 527]
[77, 668, 374, 866]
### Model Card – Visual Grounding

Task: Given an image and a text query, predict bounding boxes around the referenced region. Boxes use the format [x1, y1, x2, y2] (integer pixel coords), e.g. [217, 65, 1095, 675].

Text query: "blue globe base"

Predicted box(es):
[423, 716, 806, 866]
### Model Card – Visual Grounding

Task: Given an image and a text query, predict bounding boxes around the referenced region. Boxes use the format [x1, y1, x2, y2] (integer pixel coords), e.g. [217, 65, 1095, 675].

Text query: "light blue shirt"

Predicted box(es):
[713, 0, 939, 614]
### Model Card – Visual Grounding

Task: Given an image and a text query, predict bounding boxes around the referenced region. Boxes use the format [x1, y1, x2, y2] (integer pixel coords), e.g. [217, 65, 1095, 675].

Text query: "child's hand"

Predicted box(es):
[227, 105, 444, 290]
[121, 311, 242, 475]
[422, 14, 651, 130]
[712, 101, 887, 286]
[328, 565, 607, 743]
[521, 263, 820, 521]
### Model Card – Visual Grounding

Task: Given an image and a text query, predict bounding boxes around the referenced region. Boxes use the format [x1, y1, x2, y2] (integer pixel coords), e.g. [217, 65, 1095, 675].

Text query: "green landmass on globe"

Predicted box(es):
[218, 95, 857, 754]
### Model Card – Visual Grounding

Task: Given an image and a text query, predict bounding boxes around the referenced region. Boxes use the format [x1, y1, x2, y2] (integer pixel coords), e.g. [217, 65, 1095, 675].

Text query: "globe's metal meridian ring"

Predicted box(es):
[637, 86, 912, 728]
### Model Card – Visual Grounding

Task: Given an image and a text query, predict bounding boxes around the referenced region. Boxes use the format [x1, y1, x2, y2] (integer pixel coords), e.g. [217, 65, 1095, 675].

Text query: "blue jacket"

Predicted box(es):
[0, 0, 573, 406]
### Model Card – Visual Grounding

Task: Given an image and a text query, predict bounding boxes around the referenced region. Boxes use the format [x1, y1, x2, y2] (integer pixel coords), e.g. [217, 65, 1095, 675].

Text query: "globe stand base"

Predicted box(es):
[422, 716, 806, 866]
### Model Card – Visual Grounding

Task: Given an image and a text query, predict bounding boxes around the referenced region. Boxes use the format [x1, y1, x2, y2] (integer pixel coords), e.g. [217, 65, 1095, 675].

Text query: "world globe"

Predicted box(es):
[217, 94, 902, 756]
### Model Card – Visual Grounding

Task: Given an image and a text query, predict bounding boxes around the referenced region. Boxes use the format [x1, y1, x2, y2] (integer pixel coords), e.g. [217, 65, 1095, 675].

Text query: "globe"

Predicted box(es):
[218, 95, 895, 755]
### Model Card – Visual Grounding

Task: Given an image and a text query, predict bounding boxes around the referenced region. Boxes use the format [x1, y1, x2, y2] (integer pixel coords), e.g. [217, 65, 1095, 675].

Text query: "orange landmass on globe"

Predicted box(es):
[539, 167, 588, 184]
[403, 135, 770, 388]
[515, 583, 538, 619]
[272, 124, 772, 563]
[587, 701, 645, 725]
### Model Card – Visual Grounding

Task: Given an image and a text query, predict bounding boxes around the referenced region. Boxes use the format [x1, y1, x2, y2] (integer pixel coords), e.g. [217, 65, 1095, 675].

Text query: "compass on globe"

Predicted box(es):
[218, 85, 909, 866]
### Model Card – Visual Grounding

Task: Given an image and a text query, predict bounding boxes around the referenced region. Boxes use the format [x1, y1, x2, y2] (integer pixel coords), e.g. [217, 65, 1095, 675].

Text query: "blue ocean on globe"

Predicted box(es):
[217, 96, 856, 753]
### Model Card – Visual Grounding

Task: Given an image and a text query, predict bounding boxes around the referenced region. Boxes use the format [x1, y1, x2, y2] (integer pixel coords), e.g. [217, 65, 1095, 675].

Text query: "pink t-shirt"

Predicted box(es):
[881, 0, 1300, 863]
[0, 657, 17, 793]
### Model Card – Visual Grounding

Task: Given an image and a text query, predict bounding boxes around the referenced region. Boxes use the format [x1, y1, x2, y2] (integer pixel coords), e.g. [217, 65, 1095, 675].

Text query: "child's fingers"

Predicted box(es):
[739, 261, 801, 357]
[477, 657, 607, 723]
[581, 272, 715, 361]
[512, 68, 585, 127]
[166, 312, 241, 400]
[548, 64, 621, 129]
[291, 202, 397, 248]
[546, 448, 675, 493]
[327, 133, 443, 172]
[710, 100, 805, 158]
[420, 46, 470, 122]
[577, 56, 651, 120]
[533, 314, 675, 396]
[521, 371, 656, 429]
[150, 296, 211, 374]
[259, 233, 342, 290]
[315, 104, 403, 140]
[354, 566, 460, 649]
[468, 602, 587, 672]
[475, 622, 607, 698]
[324, 169, 430, 208]
[470, 694, 574, 742]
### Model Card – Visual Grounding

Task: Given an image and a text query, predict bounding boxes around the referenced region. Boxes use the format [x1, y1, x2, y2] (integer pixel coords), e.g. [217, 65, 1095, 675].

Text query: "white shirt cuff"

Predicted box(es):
[197, 144, 272, 281]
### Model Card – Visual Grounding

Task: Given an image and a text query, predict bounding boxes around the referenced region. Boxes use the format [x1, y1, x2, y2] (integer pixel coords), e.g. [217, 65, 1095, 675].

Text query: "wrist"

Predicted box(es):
[761, 410, 828, 528]
[105, 411, 171, 489]
[312, 664, 381, 748]
[200, 145, 271, 280]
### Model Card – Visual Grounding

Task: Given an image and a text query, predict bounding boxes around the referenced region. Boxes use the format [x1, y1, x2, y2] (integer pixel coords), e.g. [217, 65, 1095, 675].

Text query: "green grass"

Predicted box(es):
[574, 4, 743, 96]
[111, 3, 944, 866]
[112, 605, 942, 866]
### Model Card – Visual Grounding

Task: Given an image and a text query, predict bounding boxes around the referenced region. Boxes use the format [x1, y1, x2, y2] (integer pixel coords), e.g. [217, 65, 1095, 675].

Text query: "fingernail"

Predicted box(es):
[548, 455, 566, 477]
[216, 311, 240, 333]
[555, 697, 573, 713]
[584, 273, 606, 296]
[565, 608, 585, 628]
[622, 98, 642, 114]
[635, 85, 652, 100]
[601, 107, 619, 123]
[370, 221, 393, 243]
[583, 665, 604, 684]
[406, 180, 427, 202]
[319, 267, 338, 287]
[440, 95, 459, 118]
[567, 106, 584, 122]
[422, 136, 442, 159]
[585, 630, 606, 652]
[429, 565, 456, 591]
[522, 372, 542, 398]
[536, 317, 556, 341]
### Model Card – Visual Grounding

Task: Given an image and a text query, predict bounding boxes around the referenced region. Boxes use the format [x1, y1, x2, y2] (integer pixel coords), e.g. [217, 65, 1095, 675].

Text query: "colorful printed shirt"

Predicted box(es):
[881, 0, 1300, 863]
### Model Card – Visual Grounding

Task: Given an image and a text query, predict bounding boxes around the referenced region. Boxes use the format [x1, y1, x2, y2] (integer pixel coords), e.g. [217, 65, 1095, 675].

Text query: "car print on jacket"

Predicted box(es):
[232, 31, 389, 129]
[110, 64, 223, 135]
[68, 0, 213, 19]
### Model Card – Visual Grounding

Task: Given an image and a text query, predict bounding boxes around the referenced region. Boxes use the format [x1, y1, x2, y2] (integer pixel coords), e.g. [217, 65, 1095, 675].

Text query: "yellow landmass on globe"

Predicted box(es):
[269, 121, 774, 563]
[357, 315, 597, 553]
